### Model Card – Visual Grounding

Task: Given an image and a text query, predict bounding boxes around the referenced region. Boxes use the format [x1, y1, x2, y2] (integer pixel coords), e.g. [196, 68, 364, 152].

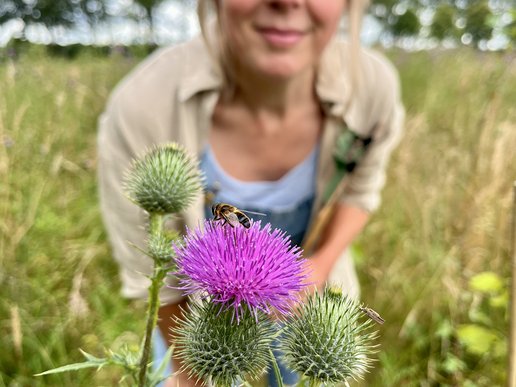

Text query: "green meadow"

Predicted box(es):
[1, 46, 515, 386]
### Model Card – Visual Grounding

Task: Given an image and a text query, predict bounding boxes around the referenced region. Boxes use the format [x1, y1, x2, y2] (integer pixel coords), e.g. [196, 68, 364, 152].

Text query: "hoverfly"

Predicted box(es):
[211, 203, 265, 229]
[359, 306, 385, 325]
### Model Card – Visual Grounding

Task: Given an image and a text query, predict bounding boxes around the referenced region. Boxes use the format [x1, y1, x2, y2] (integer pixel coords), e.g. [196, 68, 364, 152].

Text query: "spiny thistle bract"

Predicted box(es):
[173, 220, 307, 321]
[147, 232, 175, 264]
[174, 299, 276, 386]
[123, 143, 203, 214]
[279, 286, 378, 385]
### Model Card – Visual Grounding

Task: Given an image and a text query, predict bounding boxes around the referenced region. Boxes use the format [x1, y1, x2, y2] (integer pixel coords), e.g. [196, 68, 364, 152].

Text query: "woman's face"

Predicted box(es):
[217, 0, 346, 79]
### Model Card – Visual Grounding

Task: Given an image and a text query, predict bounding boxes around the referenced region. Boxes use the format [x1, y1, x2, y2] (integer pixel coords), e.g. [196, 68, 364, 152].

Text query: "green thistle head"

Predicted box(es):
[174, 300, 276, 386]
[124, 144, 203, 214]
[279, 286, 378, 385]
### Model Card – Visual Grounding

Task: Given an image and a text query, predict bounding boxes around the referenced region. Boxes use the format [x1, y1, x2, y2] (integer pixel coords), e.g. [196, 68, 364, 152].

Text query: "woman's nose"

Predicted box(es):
[265, 0, 303, 10]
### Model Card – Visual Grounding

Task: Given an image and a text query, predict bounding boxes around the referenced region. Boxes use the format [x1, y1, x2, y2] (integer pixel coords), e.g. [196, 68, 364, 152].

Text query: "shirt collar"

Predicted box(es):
[178, 37, 223, 102]
[178, 36, 352, 120]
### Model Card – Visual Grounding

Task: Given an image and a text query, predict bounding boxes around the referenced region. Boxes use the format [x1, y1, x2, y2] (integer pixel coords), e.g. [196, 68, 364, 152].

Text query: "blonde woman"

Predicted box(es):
[98, 0, 404, 385]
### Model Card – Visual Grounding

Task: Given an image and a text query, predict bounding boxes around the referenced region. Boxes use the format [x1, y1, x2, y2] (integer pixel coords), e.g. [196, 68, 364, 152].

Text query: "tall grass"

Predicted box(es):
[360, 50, 516, 386]
[0, 50, 144, 386]
[0, 48, 514, 386]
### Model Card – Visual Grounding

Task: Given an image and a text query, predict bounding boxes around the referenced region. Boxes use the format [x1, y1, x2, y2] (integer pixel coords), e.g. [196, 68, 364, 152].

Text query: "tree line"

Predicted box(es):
[371, 0, 515, 48]
[1, 0, 515, 49]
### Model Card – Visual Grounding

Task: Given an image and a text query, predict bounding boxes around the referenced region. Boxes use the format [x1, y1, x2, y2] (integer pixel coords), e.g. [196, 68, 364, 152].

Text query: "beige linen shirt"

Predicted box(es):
[97, 35, 405, 304]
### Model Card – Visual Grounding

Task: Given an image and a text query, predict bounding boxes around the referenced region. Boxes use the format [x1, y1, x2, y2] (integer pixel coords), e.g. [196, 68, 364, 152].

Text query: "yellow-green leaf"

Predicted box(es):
[457, 324, 500, 356]
[489, 291, 509, 309]
[468, 272, 504, 294]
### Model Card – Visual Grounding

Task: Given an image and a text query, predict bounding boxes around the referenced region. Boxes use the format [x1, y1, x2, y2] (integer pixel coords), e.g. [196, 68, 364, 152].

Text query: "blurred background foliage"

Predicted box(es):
[0, 1, 515, 387]
[0, 0, 515, 51]
[370, 0, 515, 46]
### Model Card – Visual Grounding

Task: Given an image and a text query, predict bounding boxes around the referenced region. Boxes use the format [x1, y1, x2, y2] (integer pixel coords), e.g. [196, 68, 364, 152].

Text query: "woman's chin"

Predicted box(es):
[253, 58, 310, 80]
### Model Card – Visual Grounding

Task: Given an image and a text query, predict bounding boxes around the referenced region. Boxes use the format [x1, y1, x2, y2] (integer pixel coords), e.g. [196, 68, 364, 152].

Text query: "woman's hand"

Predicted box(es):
[301, 203, 370, 294]
[164, 372, 202, 387]
[303, 253, 333, 291]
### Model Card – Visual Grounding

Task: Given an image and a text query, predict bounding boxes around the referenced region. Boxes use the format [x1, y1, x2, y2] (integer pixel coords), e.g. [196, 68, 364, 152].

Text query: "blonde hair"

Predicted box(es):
[197, 0, 369, 98]
[347, 0, 369, 94]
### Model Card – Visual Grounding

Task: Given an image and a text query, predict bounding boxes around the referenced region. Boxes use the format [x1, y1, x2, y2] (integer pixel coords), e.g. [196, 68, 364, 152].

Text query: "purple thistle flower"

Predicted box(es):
[173, 220, 308, 320]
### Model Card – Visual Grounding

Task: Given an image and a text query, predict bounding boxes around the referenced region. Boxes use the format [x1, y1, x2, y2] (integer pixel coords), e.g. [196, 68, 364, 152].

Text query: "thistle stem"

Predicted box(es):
[149, 213, 164, 236]
[138, 213, 166, 387]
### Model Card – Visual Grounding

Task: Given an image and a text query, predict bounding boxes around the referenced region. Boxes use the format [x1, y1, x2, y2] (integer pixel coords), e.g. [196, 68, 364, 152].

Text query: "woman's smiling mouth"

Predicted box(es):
[256, 27, 306, 48]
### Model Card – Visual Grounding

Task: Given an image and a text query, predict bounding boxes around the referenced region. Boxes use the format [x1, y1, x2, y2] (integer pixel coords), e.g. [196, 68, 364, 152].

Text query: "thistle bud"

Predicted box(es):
[174, 300, 276, 386]
[124, 144, 203, 214]
[279, 286, 378, 385]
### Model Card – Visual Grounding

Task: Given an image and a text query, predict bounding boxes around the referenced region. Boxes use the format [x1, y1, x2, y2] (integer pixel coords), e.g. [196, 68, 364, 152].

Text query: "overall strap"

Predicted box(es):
[323, 125, 373, 203]
[303, 124, 372, 253]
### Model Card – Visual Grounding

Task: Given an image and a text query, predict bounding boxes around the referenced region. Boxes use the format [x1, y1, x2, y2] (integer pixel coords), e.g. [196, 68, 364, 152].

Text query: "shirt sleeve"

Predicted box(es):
[339, 59, 405, 212]
[97, 98, 184, 305]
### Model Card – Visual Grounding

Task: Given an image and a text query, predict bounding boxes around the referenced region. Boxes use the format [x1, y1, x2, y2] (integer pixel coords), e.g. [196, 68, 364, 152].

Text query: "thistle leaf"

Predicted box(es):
[79, 349, 105, 363]
[147, 344, 175, 387]
[268, 348, 285, 387]
[35, 357, 107, 376]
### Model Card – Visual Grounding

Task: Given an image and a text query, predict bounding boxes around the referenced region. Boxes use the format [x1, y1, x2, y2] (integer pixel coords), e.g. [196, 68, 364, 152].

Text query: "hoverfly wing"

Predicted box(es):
[242, 209, 267, 217]
[225, 212, 242, 228]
